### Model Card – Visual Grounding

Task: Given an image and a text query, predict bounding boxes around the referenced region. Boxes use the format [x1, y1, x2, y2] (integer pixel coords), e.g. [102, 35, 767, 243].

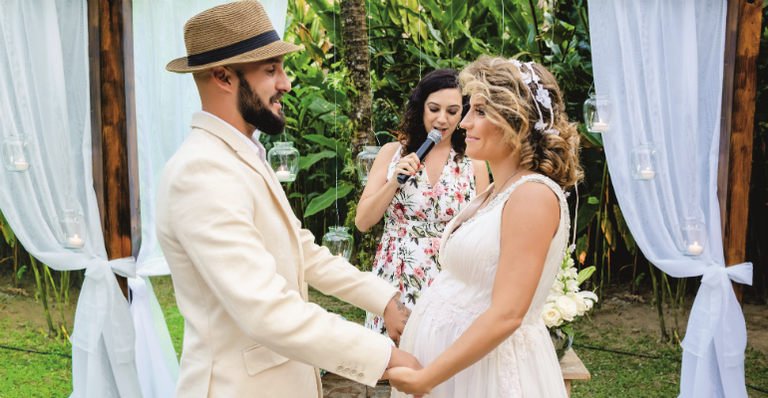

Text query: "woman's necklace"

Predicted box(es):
[485, 168, 524, 204]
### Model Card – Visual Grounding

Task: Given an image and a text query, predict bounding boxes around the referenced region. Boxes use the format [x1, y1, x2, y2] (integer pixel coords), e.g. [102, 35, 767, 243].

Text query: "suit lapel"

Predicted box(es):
[190, 113, 307, 295]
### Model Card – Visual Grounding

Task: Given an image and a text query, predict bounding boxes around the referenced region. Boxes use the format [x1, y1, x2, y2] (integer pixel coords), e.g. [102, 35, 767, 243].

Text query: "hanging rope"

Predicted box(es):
[333, 4, 339, 225]
[418, 0, 422, 81]
[502, 0, 505, 56]
[367, 0, 380, 146]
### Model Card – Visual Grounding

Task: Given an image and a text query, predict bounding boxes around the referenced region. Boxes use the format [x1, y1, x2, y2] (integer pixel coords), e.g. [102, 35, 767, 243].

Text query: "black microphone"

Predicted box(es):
[397, 129, 443, 184]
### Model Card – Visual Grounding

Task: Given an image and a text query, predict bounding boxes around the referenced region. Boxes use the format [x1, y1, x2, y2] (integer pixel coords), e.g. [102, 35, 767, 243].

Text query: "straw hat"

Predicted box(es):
[166, 1, 301, 73]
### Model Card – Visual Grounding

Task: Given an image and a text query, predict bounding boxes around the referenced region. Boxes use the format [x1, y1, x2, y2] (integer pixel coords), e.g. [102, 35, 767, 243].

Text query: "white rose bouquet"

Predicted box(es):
[542, 245, 598, 337]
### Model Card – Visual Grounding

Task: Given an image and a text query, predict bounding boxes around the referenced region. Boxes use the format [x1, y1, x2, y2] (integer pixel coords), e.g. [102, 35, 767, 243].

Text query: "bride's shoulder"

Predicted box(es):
[509, 179, 559, 208]
[514, 174, 565, 202]
[499, 174, 563, 215]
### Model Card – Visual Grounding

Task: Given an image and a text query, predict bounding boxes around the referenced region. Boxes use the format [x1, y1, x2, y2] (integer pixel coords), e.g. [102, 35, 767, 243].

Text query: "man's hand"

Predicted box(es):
[386, 347, 422, 372]
[382, 366, 432, 396]
[383, 297, 411, 346]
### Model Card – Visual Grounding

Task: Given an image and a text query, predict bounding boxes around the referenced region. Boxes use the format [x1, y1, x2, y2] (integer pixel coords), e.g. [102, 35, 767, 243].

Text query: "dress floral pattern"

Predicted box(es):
[365, 145, 477, 335]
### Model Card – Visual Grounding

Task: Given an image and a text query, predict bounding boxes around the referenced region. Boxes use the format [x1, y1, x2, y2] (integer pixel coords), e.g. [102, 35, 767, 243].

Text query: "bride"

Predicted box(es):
[385, 56, 582, 398]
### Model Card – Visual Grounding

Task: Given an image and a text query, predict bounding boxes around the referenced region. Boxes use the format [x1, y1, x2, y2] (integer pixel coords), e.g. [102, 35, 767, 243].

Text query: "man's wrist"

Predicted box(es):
[380, 345, 392, 378]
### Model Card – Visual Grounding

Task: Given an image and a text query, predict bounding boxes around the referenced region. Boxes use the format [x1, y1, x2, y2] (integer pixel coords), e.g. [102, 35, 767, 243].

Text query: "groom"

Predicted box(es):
[157, 1, 419, 397]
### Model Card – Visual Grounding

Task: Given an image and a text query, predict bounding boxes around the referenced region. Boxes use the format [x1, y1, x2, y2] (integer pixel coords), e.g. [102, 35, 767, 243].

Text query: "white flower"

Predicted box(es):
[566, 279, 580, 293]
[542, 303, 563, 328]
[577, 291, 598, 311]
[556, 268, 566, 280]
[566, 256, 575, 269]
[567, 292, 587, 315]
[545, 292, 559, 304]
[550, 280, 565, 295]
[566, 267, 578, 279]
[555, 295, 578, 322]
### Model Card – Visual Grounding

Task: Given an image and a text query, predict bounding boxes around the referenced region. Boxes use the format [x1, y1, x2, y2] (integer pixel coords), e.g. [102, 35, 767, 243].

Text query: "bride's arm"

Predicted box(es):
[385, 181, 560, 394]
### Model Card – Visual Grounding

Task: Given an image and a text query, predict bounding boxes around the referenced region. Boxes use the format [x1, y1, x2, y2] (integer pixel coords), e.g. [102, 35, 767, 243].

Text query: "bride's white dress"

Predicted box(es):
[392, 174, 570, 398]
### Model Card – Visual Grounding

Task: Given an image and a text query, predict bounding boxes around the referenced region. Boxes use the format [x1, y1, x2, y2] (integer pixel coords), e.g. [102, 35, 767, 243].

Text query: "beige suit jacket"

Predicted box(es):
[156, 112, 396, 398]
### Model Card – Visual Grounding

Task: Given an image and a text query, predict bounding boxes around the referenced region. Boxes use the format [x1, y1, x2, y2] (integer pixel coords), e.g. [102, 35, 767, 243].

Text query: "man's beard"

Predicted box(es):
[236, 70, 286, 136]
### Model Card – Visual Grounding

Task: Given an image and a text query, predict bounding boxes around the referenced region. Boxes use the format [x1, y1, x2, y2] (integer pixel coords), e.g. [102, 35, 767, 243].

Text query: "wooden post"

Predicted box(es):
[718, 0, 763, 305]
[87, 0, 141, 300]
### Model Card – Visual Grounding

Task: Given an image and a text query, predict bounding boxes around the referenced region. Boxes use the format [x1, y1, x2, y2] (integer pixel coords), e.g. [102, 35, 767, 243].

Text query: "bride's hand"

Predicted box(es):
[383, 366, 432, 396]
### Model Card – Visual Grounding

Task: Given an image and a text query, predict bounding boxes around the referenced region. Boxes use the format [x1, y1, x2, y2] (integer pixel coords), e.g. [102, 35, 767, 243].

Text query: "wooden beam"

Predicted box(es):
[719, 0, 763, 305]
[87, 0, 141, 299]
[717, 0, 740, 231]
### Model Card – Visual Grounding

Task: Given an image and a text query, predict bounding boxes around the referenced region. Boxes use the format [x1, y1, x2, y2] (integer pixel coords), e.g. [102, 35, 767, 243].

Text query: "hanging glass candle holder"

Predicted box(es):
[3, 135, 31, 172]
[57, 210, 87, 249]
[630, 143, 657, 181]
[356, 146, 380, 186]
[679, 218, 706, 256]
[583, 93, 613, 133]
[322, 226, 353, 260]
[268, 142, 299, 182]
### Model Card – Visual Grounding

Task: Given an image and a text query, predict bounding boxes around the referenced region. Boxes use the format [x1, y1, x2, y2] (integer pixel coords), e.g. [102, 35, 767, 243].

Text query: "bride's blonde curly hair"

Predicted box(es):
[459, 55, 582, 190]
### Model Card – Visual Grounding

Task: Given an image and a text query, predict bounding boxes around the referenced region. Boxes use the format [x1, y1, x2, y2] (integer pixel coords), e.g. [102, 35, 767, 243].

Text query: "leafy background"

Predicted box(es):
[0, 0, 765, 350]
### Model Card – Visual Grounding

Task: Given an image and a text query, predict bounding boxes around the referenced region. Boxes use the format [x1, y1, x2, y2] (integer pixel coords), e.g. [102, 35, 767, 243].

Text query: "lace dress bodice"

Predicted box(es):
[394, 174, 570, 398]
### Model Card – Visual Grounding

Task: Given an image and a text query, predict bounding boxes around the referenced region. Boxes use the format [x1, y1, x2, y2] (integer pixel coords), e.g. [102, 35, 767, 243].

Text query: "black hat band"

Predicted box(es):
[187, 30, 281, 67]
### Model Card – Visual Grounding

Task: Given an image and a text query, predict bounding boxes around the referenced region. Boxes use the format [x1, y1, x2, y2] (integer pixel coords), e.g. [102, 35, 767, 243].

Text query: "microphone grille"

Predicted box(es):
[427, 130, 443, 143]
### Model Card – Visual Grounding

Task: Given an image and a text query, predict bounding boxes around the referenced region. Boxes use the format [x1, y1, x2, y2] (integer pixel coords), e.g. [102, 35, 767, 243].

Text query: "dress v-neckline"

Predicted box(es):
[422, 148, 455, 189]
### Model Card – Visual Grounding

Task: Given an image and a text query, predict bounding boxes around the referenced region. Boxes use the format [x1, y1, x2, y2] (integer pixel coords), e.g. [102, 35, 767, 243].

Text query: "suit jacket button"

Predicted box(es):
[350, 369, 357, 376]
[357, 373, 365, 380]
[336, 366, 344, 372]
[343, 367, 350, 374]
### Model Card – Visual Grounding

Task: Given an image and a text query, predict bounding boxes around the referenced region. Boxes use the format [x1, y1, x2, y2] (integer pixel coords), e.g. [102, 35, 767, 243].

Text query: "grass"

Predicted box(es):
[1, 277, 767, 397]
[0, 318, 72, 398]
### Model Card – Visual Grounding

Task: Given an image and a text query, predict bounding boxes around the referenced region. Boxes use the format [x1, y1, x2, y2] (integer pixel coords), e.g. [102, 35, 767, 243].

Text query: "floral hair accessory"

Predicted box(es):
[508, 59, 560, 136]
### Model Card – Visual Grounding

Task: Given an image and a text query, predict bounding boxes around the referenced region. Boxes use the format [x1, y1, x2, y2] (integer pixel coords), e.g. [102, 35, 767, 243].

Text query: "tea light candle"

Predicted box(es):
[592, 120, 610, 132]
[687, 241, 703, 256]
[640, 169, 655, 180]
[275, 167, 291, 181]
[13, 160, 29, 171]
[67, 234, 84, 249]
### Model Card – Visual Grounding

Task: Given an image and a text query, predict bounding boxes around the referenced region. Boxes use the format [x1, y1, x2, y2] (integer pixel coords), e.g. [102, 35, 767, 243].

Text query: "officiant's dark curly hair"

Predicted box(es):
[459, 56, 582, 190]
[397, 69, 470, 162]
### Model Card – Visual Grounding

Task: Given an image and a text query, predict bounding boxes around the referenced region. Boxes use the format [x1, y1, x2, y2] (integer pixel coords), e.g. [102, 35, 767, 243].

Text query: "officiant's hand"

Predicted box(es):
[382, 366, 432, 396]
[383, 298, 411, 346]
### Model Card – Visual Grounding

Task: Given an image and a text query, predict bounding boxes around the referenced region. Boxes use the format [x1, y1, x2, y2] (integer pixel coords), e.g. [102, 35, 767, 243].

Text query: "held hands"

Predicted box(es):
[384, 348, 427, 396]
[382, 366, 432, 396]
[389, 153, 424, 186]
[383, 297, 411, 346]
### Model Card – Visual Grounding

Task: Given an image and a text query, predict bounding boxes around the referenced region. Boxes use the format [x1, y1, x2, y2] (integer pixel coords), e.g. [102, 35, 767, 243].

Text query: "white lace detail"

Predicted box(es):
[498, 338, 523, 398]
[508, 59, 560, 136]
[417, 282, 490, 334]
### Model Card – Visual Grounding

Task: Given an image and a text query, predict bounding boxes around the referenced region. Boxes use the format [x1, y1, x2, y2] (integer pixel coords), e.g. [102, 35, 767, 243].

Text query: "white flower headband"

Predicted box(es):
[508, 59, 559, 136]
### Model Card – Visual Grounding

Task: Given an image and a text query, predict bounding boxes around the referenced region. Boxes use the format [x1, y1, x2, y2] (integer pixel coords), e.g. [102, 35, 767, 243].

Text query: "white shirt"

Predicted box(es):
[201, 111, 266, 163]
[199, 111, 394, 374]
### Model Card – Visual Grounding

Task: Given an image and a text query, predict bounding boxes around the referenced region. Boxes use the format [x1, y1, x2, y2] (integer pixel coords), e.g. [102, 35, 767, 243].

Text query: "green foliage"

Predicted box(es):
[283, 0, 617, 272]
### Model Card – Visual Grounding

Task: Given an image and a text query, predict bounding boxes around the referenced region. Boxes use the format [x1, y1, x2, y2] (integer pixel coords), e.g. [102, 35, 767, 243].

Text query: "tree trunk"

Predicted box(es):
[340, 0, 384, 272]
[341, 0, 374, 159]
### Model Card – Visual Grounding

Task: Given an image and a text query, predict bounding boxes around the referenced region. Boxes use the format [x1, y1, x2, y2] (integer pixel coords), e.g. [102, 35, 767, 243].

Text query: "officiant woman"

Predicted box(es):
[355, 69, 490, 339]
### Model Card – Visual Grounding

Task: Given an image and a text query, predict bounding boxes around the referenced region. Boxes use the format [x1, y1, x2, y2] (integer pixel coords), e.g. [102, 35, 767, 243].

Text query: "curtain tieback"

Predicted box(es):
[681, 262, 752, 367]
[70, 257, 137, 364]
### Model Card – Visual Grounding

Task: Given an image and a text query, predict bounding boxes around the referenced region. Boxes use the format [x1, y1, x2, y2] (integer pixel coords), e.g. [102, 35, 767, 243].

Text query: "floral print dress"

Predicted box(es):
[365, 145, 477, 335]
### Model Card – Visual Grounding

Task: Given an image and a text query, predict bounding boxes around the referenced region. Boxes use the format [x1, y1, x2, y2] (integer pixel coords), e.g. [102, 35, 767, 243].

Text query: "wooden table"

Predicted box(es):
[322, 348, 591, 397]
[560, 348, 591, 397]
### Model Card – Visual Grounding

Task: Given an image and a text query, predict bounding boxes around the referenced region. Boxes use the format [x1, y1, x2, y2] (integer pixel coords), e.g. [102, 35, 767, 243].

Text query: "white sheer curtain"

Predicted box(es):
[130, 1, 288, 397]
[0, 1, 141, 397]
[588, 1, 753, 396]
